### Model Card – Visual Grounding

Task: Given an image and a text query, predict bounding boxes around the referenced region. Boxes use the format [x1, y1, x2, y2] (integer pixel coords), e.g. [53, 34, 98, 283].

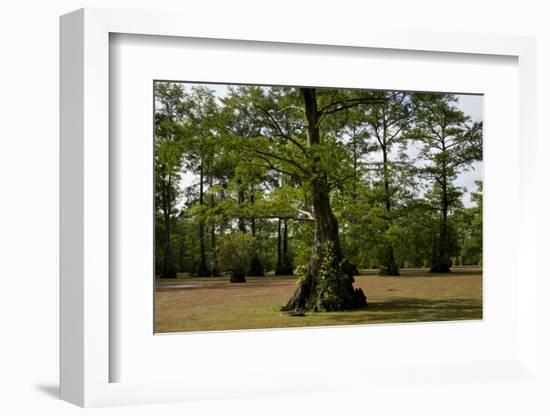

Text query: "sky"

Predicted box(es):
[171, 83, 483, 208]
[453, 94, 483, 207]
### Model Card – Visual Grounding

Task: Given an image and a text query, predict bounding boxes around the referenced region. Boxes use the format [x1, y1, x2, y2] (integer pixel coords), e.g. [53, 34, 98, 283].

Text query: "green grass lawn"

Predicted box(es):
[154, 267, 482, 333]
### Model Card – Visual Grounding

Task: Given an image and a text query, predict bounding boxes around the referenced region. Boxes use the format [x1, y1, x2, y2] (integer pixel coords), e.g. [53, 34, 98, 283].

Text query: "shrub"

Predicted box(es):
[218, 232, 255, 283]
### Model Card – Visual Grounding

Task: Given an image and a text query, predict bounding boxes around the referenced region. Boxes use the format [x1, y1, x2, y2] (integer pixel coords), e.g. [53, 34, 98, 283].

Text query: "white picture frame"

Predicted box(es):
[60, 7, 538, 408]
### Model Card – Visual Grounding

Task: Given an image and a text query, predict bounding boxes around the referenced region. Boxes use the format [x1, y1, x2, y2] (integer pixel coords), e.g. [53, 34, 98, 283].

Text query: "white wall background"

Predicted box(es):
[0, 1, 548, 415]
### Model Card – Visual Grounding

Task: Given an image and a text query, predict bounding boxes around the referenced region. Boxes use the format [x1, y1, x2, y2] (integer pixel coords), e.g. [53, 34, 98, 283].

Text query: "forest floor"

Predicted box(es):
[154, 266, 482, 333]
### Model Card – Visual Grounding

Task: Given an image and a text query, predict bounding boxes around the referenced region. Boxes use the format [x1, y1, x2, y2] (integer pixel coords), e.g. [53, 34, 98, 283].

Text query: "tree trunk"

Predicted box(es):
[178, 227, 185, 272]
[160, 174, 177, 278]
[348, 131, 360, 276]
[275, 218, 293, 275]
[275, 218, 284, 275]
[430, 151, 451, 273]
[283, 88, 367, 312]
[280, 218, 293, 275]
[247, 192, 265, 276]
[209, 176, 220, 276]
[379, 146, 399, 276]
[380, 245, 399, 275]
[210, 224, 220, 276]
[250, 194, 256, 237]
[430, 187, 451, 273]
[237, 178, 246, 233]
[197, 162, 210, 277]
[230, 271, 246, 283]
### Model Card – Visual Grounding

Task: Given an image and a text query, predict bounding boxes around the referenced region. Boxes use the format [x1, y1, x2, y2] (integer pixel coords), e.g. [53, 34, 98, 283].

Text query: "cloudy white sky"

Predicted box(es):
[173, 83, 483, 208]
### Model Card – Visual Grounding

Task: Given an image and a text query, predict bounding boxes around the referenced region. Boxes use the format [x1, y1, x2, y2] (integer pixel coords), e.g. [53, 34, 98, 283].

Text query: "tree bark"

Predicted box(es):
[237, 178, 246, 233]
[250, 193, 256, 237]
[178, 236, 185, 272]
[197, 162, 210, 277]
[209, 176, 220, 276]
[379, 145, 399, 276]
[275, 218, 283, 275]
[160, 173, 177, 278]
[229, 271, 246, 283]
[430, 133, 451, 273]
[283, 88, 366, 312]
[348, 131, 360, 276]
[276, 218, 293, 275]
[281, 218, 293, 275]
[430, 177, 451, 272]
[247, 192, 265, 276]
[210, 224, 220, 276]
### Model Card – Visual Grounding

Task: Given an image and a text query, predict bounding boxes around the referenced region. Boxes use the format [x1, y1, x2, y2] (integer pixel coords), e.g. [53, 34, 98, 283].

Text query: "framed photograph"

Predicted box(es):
[60, 8, 538, 408]
[150, 80, 483, 334]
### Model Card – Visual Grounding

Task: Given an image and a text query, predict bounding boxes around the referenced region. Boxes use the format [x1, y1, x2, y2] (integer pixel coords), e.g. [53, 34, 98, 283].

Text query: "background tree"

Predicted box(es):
[268, 182, 301, 275]
[456, 180, 483, 265]
[154, 83, 187, 278]
[362, 91, 415, 275]
[413, 93, 482, 272]
[181, 86, 222, 276]
[327, 106, 374, 274]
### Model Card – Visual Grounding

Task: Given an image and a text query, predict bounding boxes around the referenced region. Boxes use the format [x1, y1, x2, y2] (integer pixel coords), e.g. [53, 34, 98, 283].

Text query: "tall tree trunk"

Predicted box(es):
[352, 131, 358, 202]
[247, 193, 265, 276]
[250, 193, 256, 237]
[209, 175, 220, 276]
[283, 88, 367, 312]
[237, 178, 246, 233]
[348, 131, 360, 276]
[430, 129, 452, 274]
[210, 224, 220, 276]
[161, 173, 177, 278]
[430, 175, 451, 273]
[280, 218, 293, 275]
[275, 218, 284, 275]
[379, 146, 399, 276]
[197, 162, 210, 277]
[178, 233, 185, 272]
[275, 217, 293, 275]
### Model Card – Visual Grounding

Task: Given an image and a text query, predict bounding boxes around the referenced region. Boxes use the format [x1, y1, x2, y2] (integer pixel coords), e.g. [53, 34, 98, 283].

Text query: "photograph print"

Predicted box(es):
[154, 82, 483, 333]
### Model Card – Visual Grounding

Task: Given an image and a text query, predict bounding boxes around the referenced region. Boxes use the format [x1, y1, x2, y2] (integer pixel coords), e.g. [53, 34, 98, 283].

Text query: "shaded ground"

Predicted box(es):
[155, 266, 482, 333]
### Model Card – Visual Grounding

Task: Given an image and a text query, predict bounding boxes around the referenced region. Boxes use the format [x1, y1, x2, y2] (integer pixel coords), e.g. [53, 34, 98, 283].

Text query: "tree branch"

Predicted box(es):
[250, 148, 309, 174]
[318, 97, 387, 116]
[242, 159, 302, 181]
[253, 104, 308, 155]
